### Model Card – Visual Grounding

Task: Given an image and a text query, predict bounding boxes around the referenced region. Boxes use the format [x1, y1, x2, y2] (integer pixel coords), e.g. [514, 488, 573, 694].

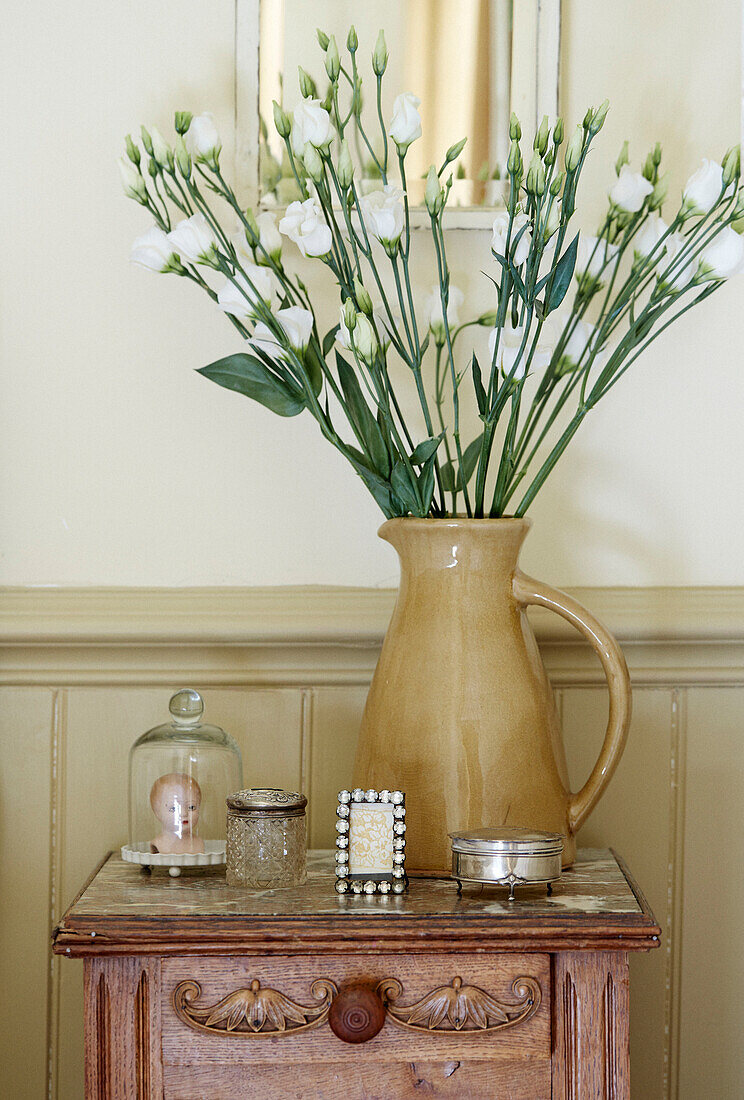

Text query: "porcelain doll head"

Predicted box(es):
[150, 772, 202, 843]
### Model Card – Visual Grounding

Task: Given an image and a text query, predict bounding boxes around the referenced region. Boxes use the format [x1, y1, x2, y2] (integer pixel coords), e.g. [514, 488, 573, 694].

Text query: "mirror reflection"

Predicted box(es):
[259, 0, 514, 207]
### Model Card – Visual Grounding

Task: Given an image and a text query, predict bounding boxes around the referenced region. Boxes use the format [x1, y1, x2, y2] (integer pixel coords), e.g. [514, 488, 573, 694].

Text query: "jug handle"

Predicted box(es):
[512, 572, 632, 833]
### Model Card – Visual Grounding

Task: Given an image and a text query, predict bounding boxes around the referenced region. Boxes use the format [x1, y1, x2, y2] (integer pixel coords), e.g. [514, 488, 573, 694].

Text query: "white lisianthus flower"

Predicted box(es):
[279, 198, 333, 257]
[575, 235, 619, 284]
[150, 126, 172, 169]
[488, 322, 553, 380]
[117, 156, 146, 202]
[217, 267, 273, 322]
[275, 306, 314, 352]
[659, 233, 698, 291]
[682, 159, 724, 214]
[290, 99, 333, 155]
[130, 226, 180, 273]
[256, 211, 282, 264]
[167, 213, 219, 265]
[559, 319, 603, 372]
[698, 226, 744, 280]
[491, 211, 532, 266]
[337, 304, 352, 349]
[353, 313, 378, 363]
[246, 323, 283, 361]
[373, 307, 393, 351]
[423, 284, 464, 343]
[633, 213, 669, 259]
[359, 185, 406, 249]
[609, 165, 653, 213]
[185, 113, 222, 164]
[389, 93, 422, 150]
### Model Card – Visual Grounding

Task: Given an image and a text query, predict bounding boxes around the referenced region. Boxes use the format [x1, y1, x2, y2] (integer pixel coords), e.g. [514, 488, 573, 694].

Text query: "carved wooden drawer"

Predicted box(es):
[160, 953, 551, 1098]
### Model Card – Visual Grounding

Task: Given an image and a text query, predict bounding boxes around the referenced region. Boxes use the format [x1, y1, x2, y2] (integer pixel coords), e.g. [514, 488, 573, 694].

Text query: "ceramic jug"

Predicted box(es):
[352, 518, 632, 871]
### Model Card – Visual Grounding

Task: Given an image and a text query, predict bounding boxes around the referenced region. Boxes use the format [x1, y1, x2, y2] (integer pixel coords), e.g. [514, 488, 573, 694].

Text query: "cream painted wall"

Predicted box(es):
[1, 0, 742, 587]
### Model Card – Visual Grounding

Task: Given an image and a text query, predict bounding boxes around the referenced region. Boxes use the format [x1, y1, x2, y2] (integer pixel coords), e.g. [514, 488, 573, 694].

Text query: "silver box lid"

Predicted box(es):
[448, 827, 564, 857]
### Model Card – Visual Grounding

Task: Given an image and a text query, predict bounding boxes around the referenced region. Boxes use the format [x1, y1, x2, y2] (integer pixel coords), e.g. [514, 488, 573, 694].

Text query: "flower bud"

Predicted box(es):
[337, 138, 354, 189]
[117, 156, 148, 203]
[273, 100, 292, 139]
[347, 25, 358, 52]
[316, 28, 330, 50]
[477, 309, 500, 326]
[722, 144, 741, 187]
[582, 108, 594, 131]
[590, 99, 610, 133]
[147, 157, 158, 179]
[325, 35, 341, 81]
[534, 115, 550, 156]
[509, 113, 521, 141]
[553, 118, 564, 145]
[150, 126, 172, 169]
[565, 126, 583, 172]
[424, 165, 442, 215]
[445, 136, 467, 165]
[175, 136, 191, 178]
[507, 139, 522, 175]
[140, 126, 154, 157]
[302, 142, 324, 183]
[125, 134, 140, 166]
[298, 66, 317, 99]
[321, 86, 334, 113]
[174, 111, 193, 136]
[244, 207, 260, 243]
[353, 313, 378, 363]
[525, 151, 545, 195]
[372, 29, 388, 76]
[343, 299, 357, 333]
[543, 202, 561, 241]
[544, 148, 555, 168]
[653, 143, 662, 167]
[642, 152, 655, 182]
[550, 170, 565, 196]
[354, 277, 374, 316]
[615, 141, 629, 176]
[731, 189, 744, 220]
[648, 173, 668, 211]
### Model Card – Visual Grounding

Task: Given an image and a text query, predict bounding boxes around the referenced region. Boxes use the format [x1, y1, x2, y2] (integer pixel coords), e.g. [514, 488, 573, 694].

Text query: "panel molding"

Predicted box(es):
[2, 585, 744, 687]
[1, 586, 744, 687]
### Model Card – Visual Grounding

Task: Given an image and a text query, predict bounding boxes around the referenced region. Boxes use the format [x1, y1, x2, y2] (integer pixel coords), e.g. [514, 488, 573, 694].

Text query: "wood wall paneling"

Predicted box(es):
[1, 588, 743, 1098]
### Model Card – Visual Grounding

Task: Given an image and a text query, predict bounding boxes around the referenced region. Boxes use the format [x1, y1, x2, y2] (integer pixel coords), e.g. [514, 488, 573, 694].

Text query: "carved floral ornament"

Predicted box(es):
[173, 973, 541, 1038]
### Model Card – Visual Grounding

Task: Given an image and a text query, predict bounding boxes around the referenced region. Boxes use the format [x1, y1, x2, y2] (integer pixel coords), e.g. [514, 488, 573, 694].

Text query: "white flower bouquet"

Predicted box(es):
[121, 27, 744, 518]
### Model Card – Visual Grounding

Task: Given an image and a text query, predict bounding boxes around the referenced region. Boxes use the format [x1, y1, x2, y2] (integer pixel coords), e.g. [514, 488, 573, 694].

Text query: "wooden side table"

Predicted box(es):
[54, 849, 659, 1099]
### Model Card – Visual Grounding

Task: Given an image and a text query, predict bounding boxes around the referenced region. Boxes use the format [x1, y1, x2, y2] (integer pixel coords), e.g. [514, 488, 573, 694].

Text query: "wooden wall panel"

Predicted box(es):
[1, 590, 743, 1097]
[0, 688, 54, 1100]
[562, 687, 673, 1100]
[677, 688, 744, 1100]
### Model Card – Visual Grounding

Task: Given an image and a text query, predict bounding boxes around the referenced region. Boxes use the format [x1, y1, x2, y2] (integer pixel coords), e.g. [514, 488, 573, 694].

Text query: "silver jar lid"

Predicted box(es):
[449, 827, 564, 857]
[226, 788, 307, 817]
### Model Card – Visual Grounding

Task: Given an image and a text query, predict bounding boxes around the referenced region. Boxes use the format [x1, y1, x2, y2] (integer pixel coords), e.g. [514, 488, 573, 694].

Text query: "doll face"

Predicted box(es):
[152, 777, 201, 839]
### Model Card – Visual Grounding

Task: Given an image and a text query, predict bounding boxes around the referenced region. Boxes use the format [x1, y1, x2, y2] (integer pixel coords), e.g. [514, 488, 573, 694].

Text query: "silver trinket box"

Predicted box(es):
[449, 827, 564, 900]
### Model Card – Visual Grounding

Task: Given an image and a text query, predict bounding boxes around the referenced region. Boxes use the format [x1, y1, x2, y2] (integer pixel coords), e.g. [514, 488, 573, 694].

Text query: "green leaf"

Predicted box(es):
[302, 341, 324, 396]
[391, 461, 423, 516]
[417, 454, 437, 513]
[409, 434, 443, 466]
[440, 433, 484, 492]
[335, 353, 390, 476]
[343, 447, 395, 517]
[545, 232, 579, 314]
[471, 353, 488, 416]
[197, 354, 306, 417]
[322, 325, 339, 358]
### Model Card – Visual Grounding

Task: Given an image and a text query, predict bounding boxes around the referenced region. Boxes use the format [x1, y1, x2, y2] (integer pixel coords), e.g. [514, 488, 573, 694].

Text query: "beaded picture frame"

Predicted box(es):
[334, 788, 408, 895]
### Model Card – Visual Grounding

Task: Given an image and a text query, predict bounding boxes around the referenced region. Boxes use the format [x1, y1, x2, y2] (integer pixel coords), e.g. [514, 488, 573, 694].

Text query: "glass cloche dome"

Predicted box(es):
[122, 689, 243, 876]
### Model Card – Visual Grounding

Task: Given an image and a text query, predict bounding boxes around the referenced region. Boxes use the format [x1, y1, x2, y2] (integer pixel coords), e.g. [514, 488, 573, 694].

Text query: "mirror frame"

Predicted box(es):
[235, 0, 561, 229]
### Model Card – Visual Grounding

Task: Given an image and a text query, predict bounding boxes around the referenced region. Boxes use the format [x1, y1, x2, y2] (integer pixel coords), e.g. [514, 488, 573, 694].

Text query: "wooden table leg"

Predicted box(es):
[552, 951, 630, 1100]
[84, 957, 162, 1099]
